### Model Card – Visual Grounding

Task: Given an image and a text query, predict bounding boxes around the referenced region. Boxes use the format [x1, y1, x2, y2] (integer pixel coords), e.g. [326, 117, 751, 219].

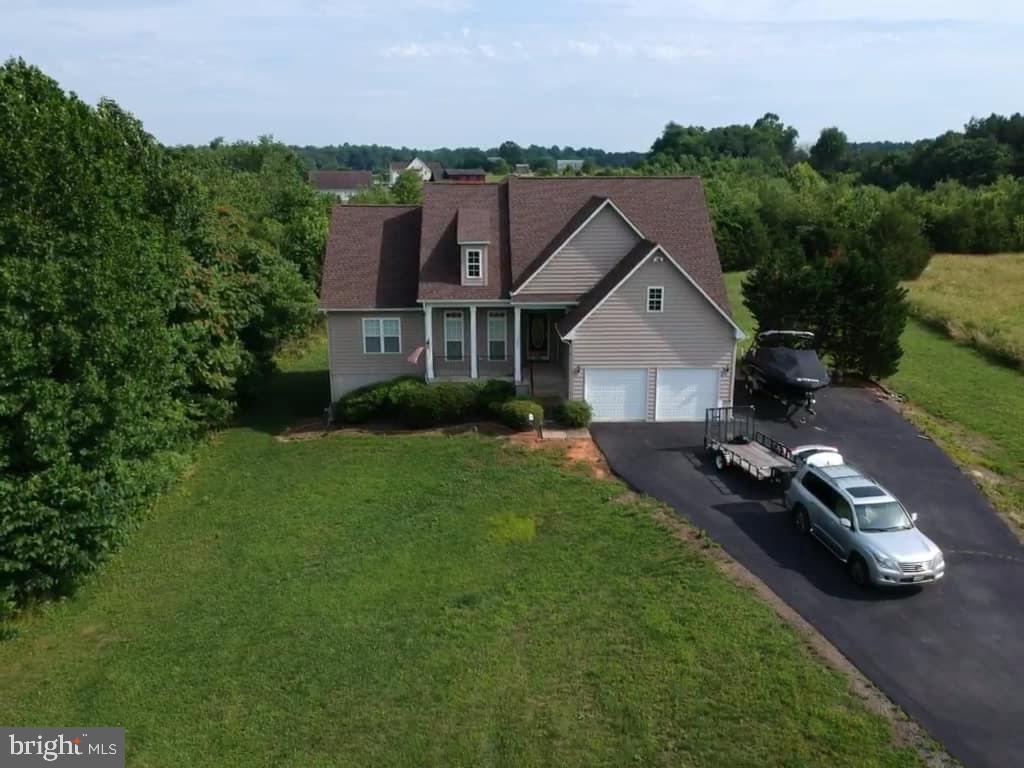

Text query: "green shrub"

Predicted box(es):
[334, 376, 425, 423]
[397, 382, 479, 428]
[492, 398, 544, 431]
[476, 379, 516, 410]
[558, 400, 592, 427]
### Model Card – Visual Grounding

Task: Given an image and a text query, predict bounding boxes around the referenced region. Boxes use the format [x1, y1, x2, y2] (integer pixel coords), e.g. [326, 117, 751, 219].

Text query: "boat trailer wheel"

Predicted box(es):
[714, 451, 729, 471]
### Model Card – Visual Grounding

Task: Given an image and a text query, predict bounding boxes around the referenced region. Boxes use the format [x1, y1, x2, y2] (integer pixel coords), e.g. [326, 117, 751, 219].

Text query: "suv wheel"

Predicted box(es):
[792, 505, 810, 535]
[848, 555, 870, 588]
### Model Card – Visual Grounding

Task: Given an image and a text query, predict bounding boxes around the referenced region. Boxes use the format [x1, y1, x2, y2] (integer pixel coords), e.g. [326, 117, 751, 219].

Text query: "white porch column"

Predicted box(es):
[423, 304, 434, 381]
[469, 305, 478, 379]
[513, 306, 522, 383]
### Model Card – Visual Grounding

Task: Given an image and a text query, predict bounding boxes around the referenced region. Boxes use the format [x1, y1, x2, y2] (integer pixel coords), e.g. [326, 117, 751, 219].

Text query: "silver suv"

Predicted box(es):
[785, 463, 945, 587]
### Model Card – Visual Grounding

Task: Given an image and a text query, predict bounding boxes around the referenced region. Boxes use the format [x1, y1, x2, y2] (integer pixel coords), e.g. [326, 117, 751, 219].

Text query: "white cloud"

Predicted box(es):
[565, 39, 601, 57]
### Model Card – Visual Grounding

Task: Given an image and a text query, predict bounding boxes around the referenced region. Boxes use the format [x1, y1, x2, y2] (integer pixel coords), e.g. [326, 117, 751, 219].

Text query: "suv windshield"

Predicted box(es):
[855, 501, 912, 532]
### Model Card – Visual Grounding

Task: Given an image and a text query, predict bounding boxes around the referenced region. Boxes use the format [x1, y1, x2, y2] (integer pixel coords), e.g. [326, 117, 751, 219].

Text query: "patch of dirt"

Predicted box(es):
[505, 434, 611, 479]
[646, 506, 955, 766]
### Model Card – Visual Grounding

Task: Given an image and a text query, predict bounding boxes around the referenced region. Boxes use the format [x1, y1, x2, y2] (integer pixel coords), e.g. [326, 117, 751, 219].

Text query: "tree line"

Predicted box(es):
[0, 60, 328, 620]
[291, 141, 644, 174]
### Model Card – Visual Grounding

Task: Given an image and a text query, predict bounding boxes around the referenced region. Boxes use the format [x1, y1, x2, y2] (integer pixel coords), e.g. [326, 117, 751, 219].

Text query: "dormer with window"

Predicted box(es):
[456, 208, 490, 286]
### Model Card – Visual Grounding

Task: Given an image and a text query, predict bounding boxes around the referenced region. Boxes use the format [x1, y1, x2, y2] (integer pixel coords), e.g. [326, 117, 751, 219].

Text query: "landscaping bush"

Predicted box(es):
[476, 379, 516, 411]
[491, 398, 544, 431]
[558, 400, 593, 428]
[334, 376, 425, 423]
[397, 382, 479, 428]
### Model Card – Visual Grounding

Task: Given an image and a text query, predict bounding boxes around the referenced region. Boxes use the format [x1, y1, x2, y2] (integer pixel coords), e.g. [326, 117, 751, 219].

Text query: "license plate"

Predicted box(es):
[912, 575, 926, 582]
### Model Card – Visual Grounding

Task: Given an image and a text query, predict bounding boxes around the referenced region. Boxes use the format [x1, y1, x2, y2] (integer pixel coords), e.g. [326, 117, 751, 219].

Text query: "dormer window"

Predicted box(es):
[465, 249, 482, 279]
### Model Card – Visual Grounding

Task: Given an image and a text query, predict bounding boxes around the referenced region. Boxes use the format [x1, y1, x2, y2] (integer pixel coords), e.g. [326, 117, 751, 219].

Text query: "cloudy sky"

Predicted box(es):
[2, 0, 1022, 150]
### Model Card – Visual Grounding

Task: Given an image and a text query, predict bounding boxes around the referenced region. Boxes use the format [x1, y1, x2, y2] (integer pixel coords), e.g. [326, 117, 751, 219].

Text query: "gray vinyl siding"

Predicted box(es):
[327, 311, 425, 399]
[569, 257, 736, 417]
[522, 206, 641, 294]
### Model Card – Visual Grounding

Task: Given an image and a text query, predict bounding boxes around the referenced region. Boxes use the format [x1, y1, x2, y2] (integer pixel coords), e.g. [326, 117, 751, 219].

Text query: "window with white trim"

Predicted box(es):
[465, 249, 482, 279]
[646, 286, 664, 312]
[363, 317, 401, 354]
[487, 311, 507, 361]
[444, 311, 464, 360]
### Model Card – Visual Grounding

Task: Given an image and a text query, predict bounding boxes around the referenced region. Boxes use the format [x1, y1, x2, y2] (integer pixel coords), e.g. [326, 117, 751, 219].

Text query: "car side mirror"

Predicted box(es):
[839, 518, 852, 529]
[911, 512, 919, 522]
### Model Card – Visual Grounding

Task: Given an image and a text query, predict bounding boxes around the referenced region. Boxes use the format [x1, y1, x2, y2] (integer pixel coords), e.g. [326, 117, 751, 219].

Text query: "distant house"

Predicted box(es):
[308, 170, 374, 201]
[389, 157, 443, 185]
[444, 168, 487, 184]
[556, 159, 585, 172]
[513, 163, 532, 176]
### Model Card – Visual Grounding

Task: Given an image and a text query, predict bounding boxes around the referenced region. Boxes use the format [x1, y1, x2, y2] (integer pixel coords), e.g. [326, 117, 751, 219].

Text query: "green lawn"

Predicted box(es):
[0, 336, 919, 767]
[725, 270, 1024, 530]
[906, 253, 1024, 368]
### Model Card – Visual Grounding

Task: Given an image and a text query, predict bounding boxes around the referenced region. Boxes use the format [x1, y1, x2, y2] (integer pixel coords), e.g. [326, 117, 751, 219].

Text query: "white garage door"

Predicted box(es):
[655, 368, 719, 421]
[584, 368, 648, 422]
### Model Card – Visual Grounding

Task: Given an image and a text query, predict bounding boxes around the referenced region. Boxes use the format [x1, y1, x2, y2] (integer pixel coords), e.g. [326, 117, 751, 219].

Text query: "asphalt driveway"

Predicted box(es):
[591, 386, 1024, 768]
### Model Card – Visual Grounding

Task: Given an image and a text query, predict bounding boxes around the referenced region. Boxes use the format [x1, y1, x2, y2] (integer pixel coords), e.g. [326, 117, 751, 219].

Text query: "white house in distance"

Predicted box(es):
[308, 170, 374, 201]
[389, 157, 444, 185]
[556, 159, 585, 172]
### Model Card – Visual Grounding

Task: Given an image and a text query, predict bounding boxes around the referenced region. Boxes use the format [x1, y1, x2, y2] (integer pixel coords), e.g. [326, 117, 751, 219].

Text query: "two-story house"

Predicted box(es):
[320, 176, 745, 422]
[308, 170, 374, 201]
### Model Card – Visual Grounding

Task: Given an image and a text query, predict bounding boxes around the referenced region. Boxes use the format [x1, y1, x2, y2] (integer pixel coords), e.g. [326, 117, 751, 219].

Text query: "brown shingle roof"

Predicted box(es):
[445, 168, 486, 176]
[509, 176, 730, 313]
[426, 162, 444, 181]
[319, 176, 731, 314]
[456, 208, 491, 243]
[309, 170, 373, 190]
[513, 195, 607, 292]
[320, 205, 421, 309]
[418, 183, 509, 301]
[556, 240, 656, 337]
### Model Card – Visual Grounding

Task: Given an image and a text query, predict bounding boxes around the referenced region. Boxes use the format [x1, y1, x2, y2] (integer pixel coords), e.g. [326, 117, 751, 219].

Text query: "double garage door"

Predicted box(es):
[584, 367, 720, 422]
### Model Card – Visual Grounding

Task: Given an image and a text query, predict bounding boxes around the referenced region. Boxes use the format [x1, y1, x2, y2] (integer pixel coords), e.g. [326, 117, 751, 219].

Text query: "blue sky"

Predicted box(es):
[3, 0, 1022, 150]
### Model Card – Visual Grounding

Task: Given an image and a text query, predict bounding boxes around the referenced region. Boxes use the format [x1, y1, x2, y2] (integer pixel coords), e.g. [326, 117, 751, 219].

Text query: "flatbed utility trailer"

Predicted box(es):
[704, 406, 840, 485]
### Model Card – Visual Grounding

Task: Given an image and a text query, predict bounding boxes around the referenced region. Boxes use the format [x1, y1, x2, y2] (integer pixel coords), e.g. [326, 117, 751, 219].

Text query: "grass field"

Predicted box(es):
[0, 336, 920, 767]
[725, 269, 1024, 531]
[906, 253, 1024, 368]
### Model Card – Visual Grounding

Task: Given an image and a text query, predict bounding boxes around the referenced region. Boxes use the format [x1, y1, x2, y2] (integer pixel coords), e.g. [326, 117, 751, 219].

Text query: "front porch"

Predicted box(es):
[423, 304, 571, 400]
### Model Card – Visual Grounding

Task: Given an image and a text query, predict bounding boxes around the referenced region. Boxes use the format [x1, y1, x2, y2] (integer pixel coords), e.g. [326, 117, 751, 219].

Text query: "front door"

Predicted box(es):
[526, 313, 550, 361]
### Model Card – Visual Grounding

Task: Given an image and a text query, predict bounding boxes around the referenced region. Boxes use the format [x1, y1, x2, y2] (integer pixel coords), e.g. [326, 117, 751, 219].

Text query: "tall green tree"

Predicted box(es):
[809, 127, 849, 174]
[392, 169, 424, 204]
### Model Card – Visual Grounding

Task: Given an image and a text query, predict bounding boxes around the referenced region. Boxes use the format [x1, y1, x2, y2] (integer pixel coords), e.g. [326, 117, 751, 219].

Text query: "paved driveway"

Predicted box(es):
[591, 386, 1024, 768]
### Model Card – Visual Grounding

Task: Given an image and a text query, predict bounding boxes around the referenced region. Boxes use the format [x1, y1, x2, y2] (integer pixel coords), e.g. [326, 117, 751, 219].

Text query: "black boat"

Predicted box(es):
[741, 330, 830, 415]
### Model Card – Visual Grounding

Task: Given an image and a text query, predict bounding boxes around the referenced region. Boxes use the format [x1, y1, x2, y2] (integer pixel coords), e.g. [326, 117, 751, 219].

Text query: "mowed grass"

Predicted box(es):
[0, 338, 919, 767]
[726, 269, 1024, 529]
[906, 253, 1024, 368]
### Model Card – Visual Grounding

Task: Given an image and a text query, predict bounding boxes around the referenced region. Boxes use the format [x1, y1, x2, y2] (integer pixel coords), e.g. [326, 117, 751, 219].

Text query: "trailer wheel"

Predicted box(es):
[714, 452, 728, 471]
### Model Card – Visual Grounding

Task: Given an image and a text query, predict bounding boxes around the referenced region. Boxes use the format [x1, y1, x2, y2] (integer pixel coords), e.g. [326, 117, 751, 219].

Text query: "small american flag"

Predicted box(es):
[406, 346, 425, 364]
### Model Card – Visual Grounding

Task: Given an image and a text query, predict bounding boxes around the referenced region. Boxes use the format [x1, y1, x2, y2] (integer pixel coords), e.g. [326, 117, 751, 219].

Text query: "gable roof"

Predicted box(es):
[508, 176, 730, 313]
[418, 183, 509, 301]
[320, 205, 421, 309]
[426, 161, 444, 181]
[445, 168, 486, 177]
[557, 242, 745, 339]
[320, 176, 733, 315]
[309, 170, 373, 190]
[512, 196, 643, 294]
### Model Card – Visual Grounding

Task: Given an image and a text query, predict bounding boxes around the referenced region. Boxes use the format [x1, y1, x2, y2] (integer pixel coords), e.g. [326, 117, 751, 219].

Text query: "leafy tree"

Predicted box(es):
[809, 127, 849, 174]
[391, 169, 423, 204]
[498, 140, 524, 166]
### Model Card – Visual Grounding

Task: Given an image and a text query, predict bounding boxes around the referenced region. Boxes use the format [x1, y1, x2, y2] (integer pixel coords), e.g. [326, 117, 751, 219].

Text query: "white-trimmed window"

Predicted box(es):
[487, 311, 507, 361]
[465, 249, 482, 279]
[647, 286, 664, 313]
[444, 311, 464, 360]
[362, 317, 402, 354]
